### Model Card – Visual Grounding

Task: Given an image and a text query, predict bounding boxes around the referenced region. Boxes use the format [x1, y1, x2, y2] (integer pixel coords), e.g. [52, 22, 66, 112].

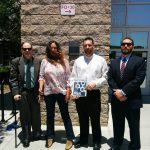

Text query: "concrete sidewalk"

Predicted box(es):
[0, 104, 150, 150]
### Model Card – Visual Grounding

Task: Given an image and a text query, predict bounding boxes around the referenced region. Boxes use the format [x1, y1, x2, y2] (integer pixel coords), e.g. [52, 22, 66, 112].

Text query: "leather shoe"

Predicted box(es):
[33, 131, 45, 141]
[74, 140, 88, 148]
[110, 145, 121, 150]
[39, 131, 46, 140]
[22, 139, 30, 147]
[65, 140, 73, 150]
[45, 138, 54, 148]
[93, 143, 101, 150]
[128, 143, 140, 150]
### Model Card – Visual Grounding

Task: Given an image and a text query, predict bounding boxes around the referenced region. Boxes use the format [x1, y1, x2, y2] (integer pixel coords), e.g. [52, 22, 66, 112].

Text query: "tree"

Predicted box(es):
[0, 0, 21, 65]
[0, 0, 20, 41]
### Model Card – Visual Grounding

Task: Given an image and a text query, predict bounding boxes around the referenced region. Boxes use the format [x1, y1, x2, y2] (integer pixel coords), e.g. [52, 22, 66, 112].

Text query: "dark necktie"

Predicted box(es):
[26, 60, 31, 89]
[120, 57, 126, 80]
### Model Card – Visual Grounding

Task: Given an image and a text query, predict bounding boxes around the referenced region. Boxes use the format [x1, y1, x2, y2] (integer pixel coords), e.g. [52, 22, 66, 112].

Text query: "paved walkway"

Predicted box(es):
[0, 104, 150, 150]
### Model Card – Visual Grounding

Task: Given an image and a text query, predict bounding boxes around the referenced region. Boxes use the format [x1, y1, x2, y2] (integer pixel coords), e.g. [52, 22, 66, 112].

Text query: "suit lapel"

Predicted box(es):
[19, 57, 25, 79]
[116, 57, 121, 75]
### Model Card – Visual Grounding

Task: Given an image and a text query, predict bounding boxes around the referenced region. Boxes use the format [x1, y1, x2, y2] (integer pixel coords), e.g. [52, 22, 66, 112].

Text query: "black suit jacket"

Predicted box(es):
[108, 54, 146, 109]
[9, 56, 41, 96]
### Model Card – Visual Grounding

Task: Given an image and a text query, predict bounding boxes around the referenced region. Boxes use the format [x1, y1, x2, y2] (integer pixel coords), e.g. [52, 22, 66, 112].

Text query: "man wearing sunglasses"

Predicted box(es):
[9, 42, 44, 147]
[108, 37, 146, 150]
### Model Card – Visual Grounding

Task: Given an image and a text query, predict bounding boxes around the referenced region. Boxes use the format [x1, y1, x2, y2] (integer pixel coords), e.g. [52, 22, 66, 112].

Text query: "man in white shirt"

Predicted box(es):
[70, 37, 108, 150]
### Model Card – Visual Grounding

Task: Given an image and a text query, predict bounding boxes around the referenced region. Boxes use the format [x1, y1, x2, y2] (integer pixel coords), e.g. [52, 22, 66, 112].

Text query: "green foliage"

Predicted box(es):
[0, 66, 10, 73]
[0, 0, 20, 41]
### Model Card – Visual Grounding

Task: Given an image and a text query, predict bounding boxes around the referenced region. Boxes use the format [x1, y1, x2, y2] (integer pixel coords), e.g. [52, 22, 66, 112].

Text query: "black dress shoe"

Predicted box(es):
[33, 131, 45, 141]
[40, 131, 46, 140]
[128, 143, 140, 150]
[93, 143, 101, 150]
[74, 140, 88, 148]
[22, 126, 30, 147]
[110, 145, 121, 150]
[22, 139, 30, 147]
[128, 147, 140, 150]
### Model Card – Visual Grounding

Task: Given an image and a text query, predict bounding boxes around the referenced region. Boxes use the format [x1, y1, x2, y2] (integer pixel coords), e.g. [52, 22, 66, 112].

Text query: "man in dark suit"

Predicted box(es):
[108, 37, 146, 150]
[9, 42, 44, 147]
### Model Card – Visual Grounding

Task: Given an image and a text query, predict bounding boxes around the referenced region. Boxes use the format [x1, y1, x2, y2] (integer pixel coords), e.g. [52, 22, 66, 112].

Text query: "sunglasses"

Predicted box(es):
[22, 48, 32, 51]
[121, 43, 133, 47]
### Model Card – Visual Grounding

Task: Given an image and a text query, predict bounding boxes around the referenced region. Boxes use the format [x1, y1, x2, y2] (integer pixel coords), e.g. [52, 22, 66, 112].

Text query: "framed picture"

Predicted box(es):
[71, 79, 87, 97]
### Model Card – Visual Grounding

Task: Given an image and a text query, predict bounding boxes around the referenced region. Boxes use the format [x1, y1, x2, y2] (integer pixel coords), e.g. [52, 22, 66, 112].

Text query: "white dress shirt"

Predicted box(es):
[70, 53, 108, 89]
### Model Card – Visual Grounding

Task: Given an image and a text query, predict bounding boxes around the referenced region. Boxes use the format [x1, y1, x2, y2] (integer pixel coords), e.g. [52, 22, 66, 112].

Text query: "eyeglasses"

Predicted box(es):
[121, 43, 133, 47]
[22, 48, 32, 51]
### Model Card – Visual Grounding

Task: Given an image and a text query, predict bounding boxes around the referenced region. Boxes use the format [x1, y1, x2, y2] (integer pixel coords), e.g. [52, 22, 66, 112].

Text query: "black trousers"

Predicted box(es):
[111, 100, 141, 149]
[75, 90, 101, 144]
[44, 93, 75, 140]
[16, 89, 41, 132]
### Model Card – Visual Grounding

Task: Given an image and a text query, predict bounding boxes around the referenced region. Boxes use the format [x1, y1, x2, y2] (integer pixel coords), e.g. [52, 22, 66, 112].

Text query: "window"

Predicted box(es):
[128, 0, 150, 2]
[69, 41, 80, 61]
[112, 0, 150, 27]
[130, 32, 148, 49]
[128, 5, 150, 26]
[110, 32, 123, 59]
[110, 32, 123, 49]
[111, 5, 126, 27]
[111, 0, 150, 94]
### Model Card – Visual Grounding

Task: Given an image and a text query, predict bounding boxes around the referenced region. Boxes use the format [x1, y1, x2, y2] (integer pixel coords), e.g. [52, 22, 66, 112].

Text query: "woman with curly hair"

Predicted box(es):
[39, 40, 75, 150]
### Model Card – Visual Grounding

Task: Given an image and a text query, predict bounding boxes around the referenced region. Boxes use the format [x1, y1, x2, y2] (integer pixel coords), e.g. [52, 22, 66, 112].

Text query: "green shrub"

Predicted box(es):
[0, 66, 10, 73]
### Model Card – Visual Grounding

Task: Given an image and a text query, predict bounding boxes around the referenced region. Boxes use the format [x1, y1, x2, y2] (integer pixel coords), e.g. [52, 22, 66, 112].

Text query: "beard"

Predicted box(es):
[23, 51, 33, 59]
[121, 48, 133, 55]
[84, 48, 93, 56]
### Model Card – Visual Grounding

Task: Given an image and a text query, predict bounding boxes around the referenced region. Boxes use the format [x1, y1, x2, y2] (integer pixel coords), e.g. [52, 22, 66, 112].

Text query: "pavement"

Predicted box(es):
[0, 103, 150, 150]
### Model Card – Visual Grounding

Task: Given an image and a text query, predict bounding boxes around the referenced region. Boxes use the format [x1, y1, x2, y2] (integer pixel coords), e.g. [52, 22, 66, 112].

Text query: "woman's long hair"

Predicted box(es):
[45, 40, 66, 68]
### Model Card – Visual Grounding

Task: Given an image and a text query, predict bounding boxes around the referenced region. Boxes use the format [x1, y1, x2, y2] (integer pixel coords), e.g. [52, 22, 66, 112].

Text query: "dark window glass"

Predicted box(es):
[130, 32, 148, 49]
[69, 41, 80, 61]
[127, 5, 150, 26]
[112, 4, 126, 26]
[128, 0, 150, 2]
[112, 0, 126, 3]
[69, 41, 79, 55]
[110, 32, 123, 49]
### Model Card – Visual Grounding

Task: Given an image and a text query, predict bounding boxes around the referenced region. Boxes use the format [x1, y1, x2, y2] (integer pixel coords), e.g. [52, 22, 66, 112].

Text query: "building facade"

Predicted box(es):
[21, 0, 111, 126]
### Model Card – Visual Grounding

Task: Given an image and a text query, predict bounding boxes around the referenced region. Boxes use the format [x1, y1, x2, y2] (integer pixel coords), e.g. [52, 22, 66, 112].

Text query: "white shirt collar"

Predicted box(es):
[84, 54, 94, 64]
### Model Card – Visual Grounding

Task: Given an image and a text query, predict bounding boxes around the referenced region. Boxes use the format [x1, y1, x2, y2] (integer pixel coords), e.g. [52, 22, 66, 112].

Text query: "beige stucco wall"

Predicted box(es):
[21, 0, 111, 126]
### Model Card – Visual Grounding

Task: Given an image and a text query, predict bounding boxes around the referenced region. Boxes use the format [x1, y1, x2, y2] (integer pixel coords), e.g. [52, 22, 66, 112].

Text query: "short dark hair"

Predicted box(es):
[83, 37, 94, 44]
[121, 37, 134, 46]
